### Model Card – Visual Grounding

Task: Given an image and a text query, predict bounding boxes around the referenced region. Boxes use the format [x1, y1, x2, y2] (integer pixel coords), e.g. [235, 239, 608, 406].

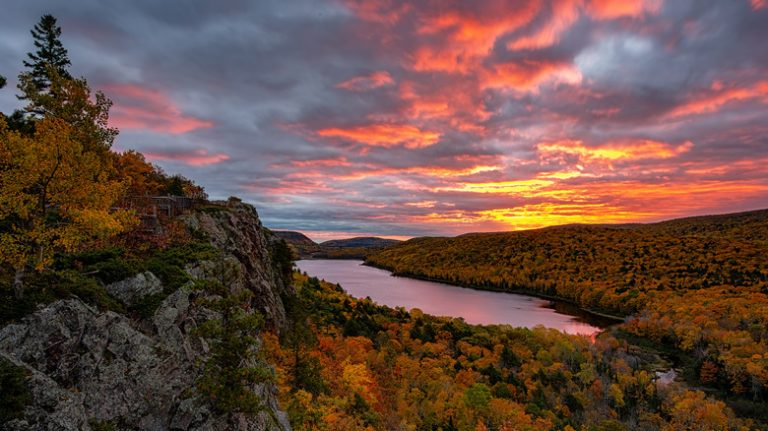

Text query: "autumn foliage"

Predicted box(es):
[0, 118, 135, 291]
[264, 274, 752, 431]
[368, 211, 768, 407]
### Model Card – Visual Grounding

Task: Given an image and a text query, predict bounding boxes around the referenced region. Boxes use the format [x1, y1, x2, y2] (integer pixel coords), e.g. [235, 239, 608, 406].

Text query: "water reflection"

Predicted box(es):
[296, 259, 607, 336]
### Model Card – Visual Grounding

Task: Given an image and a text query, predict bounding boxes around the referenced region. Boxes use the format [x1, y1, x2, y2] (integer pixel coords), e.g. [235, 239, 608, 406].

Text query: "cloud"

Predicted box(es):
[586, 0, 662, 20]
[145, 149, 229, 166]
[316, 124, 441, 149]
[1, 0, 767, 239]
[507, 0, 582, 51]
[536, 139, 694, 165]
[105, 84, 214, 134]
[337, 71, 395, 91]
[667, 80, 768, 118]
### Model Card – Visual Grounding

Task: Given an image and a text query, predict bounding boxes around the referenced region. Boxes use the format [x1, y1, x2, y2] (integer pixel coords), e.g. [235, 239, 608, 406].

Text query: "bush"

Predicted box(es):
[129, 292, 168, 319]
[88, 258, 140, 284]
[146, 242, 219, 291]
[54, 247, 124, 268]
[0, 269, 123, 324]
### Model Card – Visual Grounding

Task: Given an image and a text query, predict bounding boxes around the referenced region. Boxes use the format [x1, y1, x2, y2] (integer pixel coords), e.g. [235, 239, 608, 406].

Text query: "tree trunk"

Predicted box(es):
[13, 266, 26, 299]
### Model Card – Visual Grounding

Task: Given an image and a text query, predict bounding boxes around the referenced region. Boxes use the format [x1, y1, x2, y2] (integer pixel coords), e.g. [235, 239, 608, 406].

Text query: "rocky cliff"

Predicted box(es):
[0, 201, 292, 431]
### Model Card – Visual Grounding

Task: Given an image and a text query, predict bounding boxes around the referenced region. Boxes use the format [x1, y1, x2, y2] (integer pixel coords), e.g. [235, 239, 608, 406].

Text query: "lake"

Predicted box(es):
[295, 259, 609, 335]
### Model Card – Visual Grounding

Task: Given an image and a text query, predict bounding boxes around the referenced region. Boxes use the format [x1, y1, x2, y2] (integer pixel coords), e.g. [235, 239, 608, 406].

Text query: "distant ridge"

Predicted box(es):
[272, 230, 317, 246]
[321, 236, 401, 249]
[454, 208, 768, 239]
[272, 231, 400, 259]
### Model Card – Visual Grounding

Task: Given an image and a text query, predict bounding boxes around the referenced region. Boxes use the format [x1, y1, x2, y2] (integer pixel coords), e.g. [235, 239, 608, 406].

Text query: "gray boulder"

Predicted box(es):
[105, 271, 163, 306]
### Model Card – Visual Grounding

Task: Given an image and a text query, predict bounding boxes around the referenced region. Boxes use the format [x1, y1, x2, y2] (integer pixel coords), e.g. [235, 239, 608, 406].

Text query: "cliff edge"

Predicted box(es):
[0, 200, 292, 431]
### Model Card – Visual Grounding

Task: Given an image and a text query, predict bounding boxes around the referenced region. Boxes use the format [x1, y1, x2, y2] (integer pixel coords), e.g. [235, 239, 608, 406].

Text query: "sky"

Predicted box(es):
[1, 0, 767, 241]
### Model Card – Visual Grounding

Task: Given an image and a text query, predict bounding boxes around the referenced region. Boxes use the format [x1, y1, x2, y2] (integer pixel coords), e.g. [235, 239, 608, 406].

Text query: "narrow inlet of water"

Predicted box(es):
[296, 259, 609, 335]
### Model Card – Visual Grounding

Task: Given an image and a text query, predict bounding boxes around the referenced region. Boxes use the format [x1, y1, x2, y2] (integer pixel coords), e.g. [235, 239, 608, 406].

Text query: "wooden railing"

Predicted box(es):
[115, 195, 199, 233]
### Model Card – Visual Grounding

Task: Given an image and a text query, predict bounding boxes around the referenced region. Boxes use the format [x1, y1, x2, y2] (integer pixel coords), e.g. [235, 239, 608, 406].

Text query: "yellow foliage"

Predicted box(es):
[0, 117, 135, 274]
[663, 390, 730, 431]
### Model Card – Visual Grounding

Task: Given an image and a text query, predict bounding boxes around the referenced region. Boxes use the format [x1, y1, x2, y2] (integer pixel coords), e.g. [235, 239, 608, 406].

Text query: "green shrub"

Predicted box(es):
[54, 247, 124, 269]
[88, 258, 140, 284]
[145, 242, 219, 291]
[0, 269, 123, 324]
[129, 292, 168, 319]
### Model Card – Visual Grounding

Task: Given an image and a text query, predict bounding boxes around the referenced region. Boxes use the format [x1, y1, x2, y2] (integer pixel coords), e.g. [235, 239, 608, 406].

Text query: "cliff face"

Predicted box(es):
[182, 202, 293, 331]
[0, 201, 292, 431]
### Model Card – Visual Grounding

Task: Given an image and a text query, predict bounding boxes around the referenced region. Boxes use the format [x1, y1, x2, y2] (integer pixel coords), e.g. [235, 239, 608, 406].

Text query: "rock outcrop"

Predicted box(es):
[182, 201, 293, 330]
[0, 201, 292, 431]
[105, 271, 163, 306]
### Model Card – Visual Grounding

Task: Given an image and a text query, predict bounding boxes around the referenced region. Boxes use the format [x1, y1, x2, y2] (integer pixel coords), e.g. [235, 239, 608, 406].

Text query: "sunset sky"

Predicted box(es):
[1, 0, 767, 240]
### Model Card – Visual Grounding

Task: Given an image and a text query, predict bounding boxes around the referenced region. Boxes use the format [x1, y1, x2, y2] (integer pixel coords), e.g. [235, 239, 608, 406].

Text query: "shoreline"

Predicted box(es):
[360, 260, 626, 325]
[295, 258, 624, 327]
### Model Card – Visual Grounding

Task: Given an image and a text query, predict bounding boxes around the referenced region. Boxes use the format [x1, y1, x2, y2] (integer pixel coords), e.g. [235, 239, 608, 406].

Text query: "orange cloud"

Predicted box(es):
[537, 139, 694, 164]
[283, 162, 500, 182]
[667, 80, 768, 118]
[438, 178, 556, 195]
[285, 157, 352, 168]
[507, 0, 582, 51]
[404, 200, 438, 208]
[398, 80, 490, 132]
[586, 0, 662, 19]
[317, 124, 440, 149]
[343, 0, 412, 24]
[410, 3, 542, 73]
[503, 0, 663, 54]
[105, 84, 213, 134]
[337, 71, 395, 91]
[482, 61, 582, 92]
[145, 149, 229, 166]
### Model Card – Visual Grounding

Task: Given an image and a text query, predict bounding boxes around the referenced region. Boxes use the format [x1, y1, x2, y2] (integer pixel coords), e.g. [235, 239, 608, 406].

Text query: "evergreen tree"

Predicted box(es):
[21, 14, 71, 96]
[18, 70, 117, 152]
[0, 75, 6, 89]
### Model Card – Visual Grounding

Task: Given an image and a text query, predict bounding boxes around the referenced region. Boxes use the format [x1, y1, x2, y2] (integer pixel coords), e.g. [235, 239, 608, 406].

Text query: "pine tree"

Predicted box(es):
[21, 14, 71, 95]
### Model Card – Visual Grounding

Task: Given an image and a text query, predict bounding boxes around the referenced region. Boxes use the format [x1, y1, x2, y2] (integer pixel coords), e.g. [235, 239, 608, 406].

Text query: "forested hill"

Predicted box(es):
[320, 236, 401, 248]
[273, 230, 317, 246]
[367, 208, 768, 417]
[368, 208, 768, 316]
[273, 231, 400, 259]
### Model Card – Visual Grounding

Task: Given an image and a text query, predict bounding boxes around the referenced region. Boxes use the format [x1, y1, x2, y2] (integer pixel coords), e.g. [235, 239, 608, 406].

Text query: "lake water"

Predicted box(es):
[295, 259, 608, 335]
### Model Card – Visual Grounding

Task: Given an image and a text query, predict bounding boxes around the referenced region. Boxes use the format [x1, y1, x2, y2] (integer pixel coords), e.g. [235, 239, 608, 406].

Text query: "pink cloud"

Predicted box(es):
[317, 123, 441, 149]
[145, 149, 229, 166]
[105, 84, 214, 134]
[337, 71, 395, 91]
[507, 0, 582, 51]
[667, 80, 768, 118]
[586, 0, 662, 20]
